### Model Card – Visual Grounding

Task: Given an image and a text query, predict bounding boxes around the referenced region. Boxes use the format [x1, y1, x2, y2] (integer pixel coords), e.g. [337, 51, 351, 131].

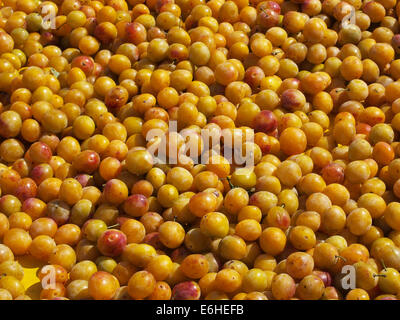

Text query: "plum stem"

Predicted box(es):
[373, 274, 386, 278]
[380, 259, 387, 271]
[107, 223, 120, 229]
[247, 188, 256, 196]
[335, 255, 347, 262]
[261, 7, 269, 17]
[224, 176, 236, 189]
[50, 67, 60, 78]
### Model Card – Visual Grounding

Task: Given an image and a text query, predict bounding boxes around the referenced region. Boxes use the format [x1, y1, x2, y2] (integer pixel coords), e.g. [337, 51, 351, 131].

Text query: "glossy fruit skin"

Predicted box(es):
[125, 22, 147, 45]
[14, 178, 37, 201]
[172, 281, 201, 300]
[46, 199, 70, 226]
[2, 0, 400, 303]
[296, 275, 325, 300]
[180, 254, 209, 279]
[3, 228, 32, 255]
[40, 282, 66, 300]
[253, 110, 278, 134]
[97, 230, 127, 257]
[127, 270, 156, 299]
[88, 271, 120, 300]
[286, 252, 314, 280]
[72, 151, 100, 174]
[29, 142, 52, 164]
[259, 227, 286, 256]
[272, 273, 296, 300]
[0, 276, 25, 299]
[123, 194, 149, 217]
[71, 56, 94, 76]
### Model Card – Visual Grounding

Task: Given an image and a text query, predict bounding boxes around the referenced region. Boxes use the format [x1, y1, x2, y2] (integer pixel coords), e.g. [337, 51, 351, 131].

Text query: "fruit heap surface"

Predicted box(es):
[2, 0, 400, 301]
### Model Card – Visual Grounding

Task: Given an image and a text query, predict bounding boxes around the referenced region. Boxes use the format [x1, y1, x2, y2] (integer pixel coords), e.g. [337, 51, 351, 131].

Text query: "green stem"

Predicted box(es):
[335, 255, 347, 262]
[381, 259, 387, 271]
[225, 176, 236, 190]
